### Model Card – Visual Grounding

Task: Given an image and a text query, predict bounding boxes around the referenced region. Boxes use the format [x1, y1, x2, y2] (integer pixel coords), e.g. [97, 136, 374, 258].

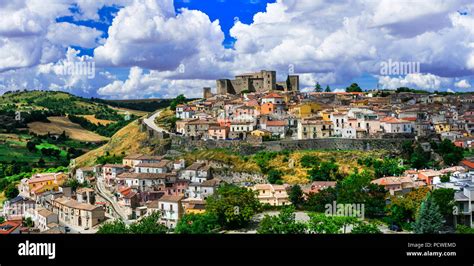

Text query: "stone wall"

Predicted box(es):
[170, 135, 410, 154]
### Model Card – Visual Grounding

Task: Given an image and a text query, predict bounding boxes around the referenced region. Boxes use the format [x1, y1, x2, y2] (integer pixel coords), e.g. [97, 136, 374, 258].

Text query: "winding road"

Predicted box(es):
[142, 109, 171, 135]
[96, 178, 131, 224]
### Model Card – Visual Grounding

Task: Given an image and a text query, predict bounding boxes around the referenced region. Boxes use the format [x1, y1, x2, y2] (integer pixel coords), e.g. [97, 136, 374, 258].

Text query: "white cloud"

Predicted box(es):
[94, 0, 226, 74]
[97, 66, 214, 99]
[47, 22, 103, 49]
[455, 79, 471, 89]
[0, 48, 115, 97]
[378, 73, 451, 90]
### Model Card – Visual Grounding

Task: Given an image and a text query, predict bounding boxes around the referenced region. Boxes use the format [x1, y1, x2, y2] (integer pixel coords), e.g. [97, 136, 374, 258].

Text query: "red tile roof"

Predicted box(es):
[0, 221, 21, 234]
[461, 160, 474, 169]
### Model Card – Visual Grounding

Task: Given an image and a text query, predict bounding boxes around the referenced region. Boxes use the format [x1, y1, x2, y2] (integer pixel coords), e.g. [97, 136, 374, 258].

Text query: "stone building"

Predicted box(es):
[216, 70, 299, 95]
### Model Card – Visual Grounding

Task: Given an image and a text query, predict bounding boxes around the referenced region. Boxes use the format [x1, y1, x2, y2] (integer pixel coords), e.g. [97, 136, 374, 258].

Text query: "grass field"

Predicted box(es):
[181, 149, 389, 184]
[75, 120, 153, 167]
[0, 192, 5, 205]
[28, 116, 108, 142]
[111, 106, 149, 117]
[79, 115, 115, 126]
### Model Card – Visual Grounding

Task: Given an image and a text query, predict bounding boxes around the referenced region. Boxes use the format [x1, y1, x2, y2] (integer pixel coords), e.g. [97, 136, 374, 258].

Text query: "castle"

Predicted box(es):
[215, 70, 299, 96]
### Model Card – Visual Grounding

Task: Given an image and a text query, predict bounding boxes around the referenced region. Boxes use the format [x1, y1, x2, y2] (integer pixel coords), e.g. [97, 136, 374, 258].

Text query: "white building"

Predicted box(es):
[158, 195, 184, 229]
[380, 117, 413, 134]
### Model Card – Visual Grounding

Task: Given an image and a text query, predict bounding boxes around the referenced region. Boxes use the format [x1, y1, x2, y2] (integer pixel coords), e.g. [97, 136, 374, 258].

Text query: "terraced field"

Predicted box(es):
[28, 116, 108, 142]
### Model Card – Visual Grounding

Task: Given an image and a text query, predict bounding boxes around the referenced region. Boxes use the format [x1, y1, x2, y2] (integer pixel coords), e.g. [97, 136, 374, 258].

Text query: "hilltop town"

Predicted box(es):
[2, 70, 474, 235]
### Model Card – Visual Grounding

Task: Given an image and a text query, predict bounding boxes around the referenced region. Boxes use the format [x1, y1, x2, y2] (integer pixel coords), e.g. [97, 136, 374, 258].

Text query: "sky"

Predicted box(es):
[0, 0, 473, 99]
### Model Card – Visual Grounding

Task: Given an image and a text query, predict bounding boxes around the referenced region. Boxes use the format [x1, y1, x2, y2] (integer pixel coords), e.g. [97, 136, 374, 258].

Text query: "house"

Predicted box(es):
[208, 126, 229, 140]
[454, 185, 474, 227]
[2, 196, 36, 220]
[181, 162, 212, 183]
[461, 160, 474, 170]
[52, 197, 105, 230]
[230, 121, 255, 134]
[102, 164, 128, 185]
[261, 93, 284, 104]
[158, 195, 184, 228]
[330, 112, 348, 137]
[75, 167, 95, 184]
[176, 105, 195, 119]
[76, 187, 96, 205]
[134, 160, 172, 174]
[0, 220, 22, 234]
[289, 102, 321, 118]
[297, 118, 333, 139]
[417, 170, 443, 185]
[187, 179, 221, 200]
[35, 208, 59, 232]
[123, 154, 164, 167]
[182, 199, 206, 214]
[380, 117, 413, 134]
[303, 181, 337, 195]
[251, 129, 272, 137]
[260, 103, 285, 116]
[116, 172, 173, 192]
[252, 184, 290, 206]
[164, 179, 189, 196]
[371, 176, 424, 195]
[19, 172, 67, 199]
[261, 120, 287, 138]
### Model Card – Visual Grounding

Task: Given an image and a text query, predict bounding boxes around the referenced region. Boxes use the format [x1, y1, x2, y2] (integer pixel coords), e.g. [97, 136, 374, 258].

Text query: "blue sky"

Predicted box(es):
[0, 0, 472, 98]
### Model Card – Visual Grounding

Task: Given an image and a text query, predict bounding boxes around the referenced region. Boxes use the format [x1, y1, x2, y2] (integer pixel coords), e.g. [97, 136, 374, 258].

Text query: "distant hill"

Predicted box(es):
[0, 90, 154, 138]
[74, 120, 170, 167]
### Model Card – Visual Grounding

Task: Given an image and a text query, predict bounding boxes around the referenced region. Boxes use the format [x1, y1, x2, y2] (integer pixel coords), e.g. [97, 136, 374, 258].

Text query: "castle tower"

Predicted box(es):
[203, 87, 213, 99]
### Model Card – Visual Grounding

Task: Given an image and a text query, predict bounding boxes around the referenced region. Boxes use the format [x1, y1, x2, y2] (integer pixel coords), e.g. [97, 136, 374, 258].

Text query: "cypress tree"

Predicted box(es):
[413, 193, 444, 234]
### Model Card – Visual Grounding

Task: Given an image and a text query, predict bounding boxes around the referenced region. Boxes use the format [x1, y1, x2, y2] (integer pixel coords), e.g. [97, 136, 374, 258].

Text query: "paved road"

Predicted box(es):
[95, 179, 131, 224]
[142, 109, 170, 134]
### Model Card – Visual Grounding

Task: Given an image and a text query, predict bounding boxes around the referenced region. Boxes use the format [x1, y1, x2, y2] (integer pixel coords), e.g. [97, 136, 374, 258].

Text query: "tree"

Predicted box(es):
[337, 171, 386, 218]
[386, 187, 430, 227]
[267, 169, 283, 184]
[410, 144, 431, 169]
[345, 83, 362, 93]
[431, 188, 455, 219]
[170, 94, 187, 110]
[174, 213, 220, 234]
[307, 160, 340, 181]
[305, 187, 337, 212]
[23, 217, 34, 227]
[433, 139, 464, 166]
[351, 222, 382, 234]
[373, 157, 405, 178]
[257, 206, 307, 234]
[314, 82, 323, 92]
[97, 219, 129, 234]
[37, 158, 45, 167]
[307, 213, 358, 234]
[413, 193, 444, 234]
[456, 225, 474, 234]
[288, 185, 304, 207]
[4, 183, 19, 199]
[26, 141, 37, 152]
[128, 212, 168, 234]
[98, 212, 168, 234]
[63, 178, 81, 191]
[206, 184, 261, 229]
[300, 154, 319, 168]
[325, 85, 331, 92]
[0, 217, 4, 224]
